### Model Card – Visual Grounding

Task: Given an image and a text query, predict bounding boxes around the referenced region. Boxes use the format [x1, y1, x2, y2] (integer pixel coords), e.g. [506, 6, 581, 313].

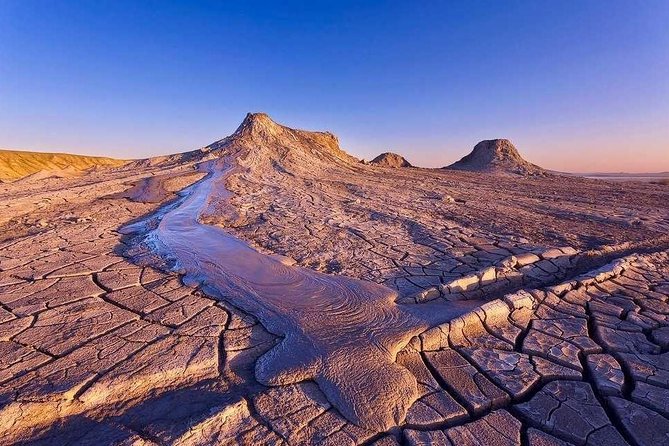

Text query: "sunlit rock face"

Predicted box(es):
[446, 139, 546, 175]
[0, 149, 126, 182]
[1, 113, 669, 444]
[208, 112, 358, 168]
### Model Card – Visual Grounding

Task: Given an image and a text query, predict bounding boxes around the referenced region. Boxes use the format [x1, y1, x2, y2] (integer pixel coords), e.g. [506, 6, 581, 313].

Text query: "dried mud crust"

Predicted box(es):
[224, 158, 669, 297]
[1, 165, 668, 446]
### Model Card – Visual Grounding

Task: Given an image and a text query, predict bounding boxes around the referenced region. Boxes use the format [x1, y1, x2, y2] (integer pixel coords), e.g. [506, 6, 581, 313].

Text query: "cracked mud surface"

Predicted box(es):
[143, 159, 480, 431]
[2, 114, 669, 445]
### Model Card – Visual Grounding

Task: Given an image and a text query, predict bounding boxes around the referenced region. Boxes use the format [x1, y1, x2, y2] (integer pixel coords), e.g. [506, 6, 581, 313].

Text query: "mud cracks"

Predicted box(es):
[143, 160, 479, 430]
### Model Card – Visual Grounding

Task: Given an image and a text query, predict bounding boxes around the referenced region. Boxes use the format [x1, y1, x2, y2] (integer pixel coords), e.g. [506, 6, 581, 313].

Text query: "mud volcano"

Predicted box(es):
[446, 139, 546, 175]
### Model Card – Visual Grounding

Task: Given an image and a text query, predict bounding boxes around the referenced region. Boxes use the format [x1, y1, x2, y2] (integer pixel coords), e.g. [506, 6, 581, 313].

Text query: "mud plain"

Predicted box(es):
[1, 114, 669, 445]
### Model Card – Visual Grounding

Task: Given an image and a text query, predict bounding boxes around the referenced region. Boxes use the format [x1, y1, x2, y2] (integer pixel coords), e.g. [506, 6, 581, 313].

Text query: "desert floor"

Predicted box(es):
[2, 123, 669, 445]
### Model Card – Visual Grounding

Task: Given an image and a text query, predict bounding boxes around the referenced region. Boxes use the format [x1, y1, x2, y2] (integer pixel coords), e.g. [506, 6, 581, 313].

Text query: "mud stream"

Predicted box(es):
[146, 159, 480, 430]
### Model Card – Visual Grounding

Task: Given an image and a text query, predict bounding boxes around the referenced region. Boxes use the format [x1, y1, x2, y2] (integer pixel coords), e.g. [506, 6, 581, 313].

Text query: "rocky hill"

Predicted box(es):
[0, 149, 126, 182]
[369, 152, 412, 168]
[206, 113, 359, 171]
[445, 139, 545, 175]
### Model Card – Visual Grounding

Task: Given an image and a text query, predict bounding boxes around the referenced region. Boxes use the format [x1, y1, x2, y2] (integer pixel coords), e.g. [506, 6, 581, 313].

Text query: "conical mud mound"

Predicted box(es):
[446, 139, 545, 175]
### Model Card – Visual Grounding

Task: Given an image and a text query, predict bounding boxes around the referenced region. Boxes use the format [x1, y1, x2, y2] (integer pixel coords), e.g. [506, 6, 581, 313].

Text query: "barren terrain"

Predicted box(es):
[1, 114, 669, 445]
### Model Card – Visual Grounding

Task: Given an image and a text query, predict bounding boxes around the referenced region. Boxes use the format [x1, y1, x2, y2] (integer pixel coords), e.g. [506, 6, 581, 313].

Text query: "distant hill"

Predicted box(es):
[445, 139, 545, 175]
[0, 149, 126, 182]
[369, 152, 412, 168]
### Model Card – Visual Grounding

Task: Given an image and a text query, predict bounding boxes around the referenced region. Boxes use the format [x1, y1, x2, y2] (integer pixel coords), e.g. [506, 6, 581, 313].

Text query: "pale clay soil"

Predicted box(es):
[1, 114, 669, 445]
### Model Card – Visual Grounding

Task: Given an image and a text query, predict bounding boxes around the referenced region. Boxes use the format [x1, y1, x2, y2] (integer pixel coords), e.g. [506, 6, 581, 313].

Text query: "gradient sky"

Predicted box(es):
[1, 1, 668, 172]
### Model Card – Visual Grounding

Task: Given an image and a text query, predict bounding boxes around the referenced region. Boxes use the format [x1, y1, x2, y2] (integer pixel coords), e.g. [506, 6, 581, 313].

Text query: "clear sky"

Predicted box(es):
[1, 1, 668, 172]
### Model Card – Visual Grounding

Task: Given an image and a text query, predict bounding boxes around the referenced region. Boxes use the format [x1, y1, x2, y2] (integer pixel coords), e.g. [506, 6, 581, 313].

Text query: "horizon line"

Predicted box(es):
[2, 145, 668, 176]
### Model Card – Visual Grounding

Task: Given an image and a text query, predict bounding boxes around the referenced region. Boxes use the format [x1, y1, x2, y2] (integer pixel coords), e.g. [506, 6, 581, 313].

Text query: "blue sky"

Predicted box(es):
[1, 1, 668, 171]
